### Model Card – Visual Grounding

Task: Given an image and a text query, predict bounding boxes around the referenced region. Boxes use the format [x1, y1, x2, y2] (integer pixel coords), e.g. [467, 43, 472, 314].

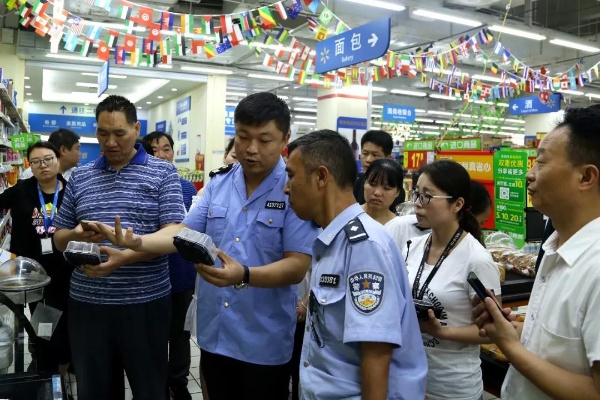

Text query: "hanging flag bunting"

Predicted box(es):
[174, 34, 184, 56]
[142, 38, 153, 54]
[319, 7, 333, 25]
[135, 6, 154, 27]
[94, 0, 111, 11]
[230, 24, 243, 46]
[48, 23, 63, 41]
[117, 0, 133, 20]
[52, 9, 68, 25]
[297, 70, 307, 84]
[201, 16, 213, 35]
[160, 39, 172, 63]
[275, 27, 289, 43]
[191, 39, 204, 54]
[32, 0, 48, 16]
[180, 14, 193, 34]
[147, 23, 161, 41]
[306, 16, 318, 32]
[115, 46, 126, 64]
[124, 34, 136, 52]
[263, 54, 274, 67]
[63, 36, 77, 51]
[96, 40, 110, 60]
[161, 11, 173, 31]
[258, 6, 276, 29]
[204, 43, 215, 59]
[79, 39, 93, 57]
[85, 25, 101, 42]
[69, 16, 84, 34]
[240, 12, 251, 30]
[288, 0, 302, 19]
[304, 0, 319, 13]
[334, 18, 345, 34]
[123, 19, 135, 34]
[220, 14, 233, 33]
[130, 47, 140, 66]
[275, 2, 288, 20]
[315, 25, 327, 41]
[106, 30, 119, 47]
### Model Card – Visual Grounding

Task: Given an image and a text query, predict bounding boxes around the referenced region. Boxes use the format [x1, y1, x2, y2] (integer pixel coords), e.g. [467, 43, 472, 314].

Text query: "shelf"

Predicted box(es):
[0, 212, 9, 233]
[0, 84, 27, 133]
[0, 112, 14, 129]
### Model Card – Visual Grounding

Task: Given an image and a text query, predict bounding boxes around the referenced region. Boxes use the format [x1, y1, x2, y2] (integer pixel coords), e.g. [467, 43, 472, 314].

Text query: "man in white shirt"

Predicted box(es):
[475, 106, 600, 399]
[20, 128, 80, 181]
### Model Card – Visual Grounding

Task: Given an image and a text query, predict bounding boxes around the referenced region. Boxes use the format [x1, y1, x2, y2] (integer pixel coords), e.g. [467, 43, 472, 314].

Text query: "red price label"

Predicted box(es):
[405, 151, 427, 170]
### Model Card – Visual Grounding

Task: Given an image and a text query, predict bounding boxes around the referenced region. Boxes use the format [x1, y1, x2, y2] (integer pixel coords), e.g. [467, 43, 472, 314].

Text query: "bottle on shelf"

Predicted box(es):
[351, 129, 359, 161]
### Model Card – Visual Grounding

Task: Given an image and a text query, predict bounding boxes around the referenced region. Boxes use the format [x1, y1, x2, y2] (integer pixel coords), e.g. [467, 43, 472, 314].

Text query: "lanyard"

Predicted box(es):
[412, 228, 463, 300]
[37, 181, 60, 238]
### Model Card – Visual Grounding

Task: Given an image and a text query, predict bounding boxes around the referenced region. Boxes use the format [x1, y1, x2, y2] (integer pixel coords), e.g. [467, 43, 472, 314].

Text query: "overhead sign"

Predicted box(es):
[29, 114, 97, 135]
[225, 106, 235, 136]
[436, 152, 494, 181]
[403, 140, 435, 152]
[508, 94, 561, 116]
[315, 17, 391, 74]
[382, 104, 415, 123]
[438, 138, 482, 151]
[155, 121, 166, 132]
[98, 62, 109, 97]
[10, 133, 38, 151]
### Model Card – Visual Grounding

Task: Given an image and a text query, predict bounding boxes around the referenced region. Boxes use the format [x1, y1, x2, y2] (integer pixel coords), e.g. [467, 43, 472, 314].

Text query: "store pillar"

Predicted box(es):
[196, 75, 227, 175]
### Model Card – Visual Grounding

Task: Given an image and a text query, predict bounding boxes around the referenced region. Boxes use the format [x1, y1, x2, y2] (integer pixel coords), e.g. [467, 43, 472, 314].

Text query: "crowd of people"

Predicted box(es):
[7, 92, 600, 400]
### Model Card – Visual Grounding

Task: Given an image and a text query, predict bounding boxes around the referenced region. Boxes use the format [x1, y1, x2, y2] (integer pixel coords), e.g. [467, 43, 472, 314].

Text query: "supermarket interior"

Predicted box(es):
[0, 0, 596, 398]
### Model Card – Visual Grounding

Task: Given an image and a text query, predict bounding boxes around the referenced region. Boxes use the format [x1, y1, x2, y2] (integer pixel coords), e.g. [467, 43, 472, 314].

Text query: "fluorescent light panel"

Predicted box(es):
[371, 105, 383, 109]
[558, 89, 584, 96]
[488, 25, 546, 41]
[181, 66, 234, 75]
[342, 0, 405, 11]
[391, 89, 427, 97]
[292, 97, 317, 102]
[427, 110, 453, 116]
[76, 82, 117, 89]
[472, 74, 503, 83]
[294, 107, 317, 113]
[81, 72, 127, 79]
[295, 121, 316, 126]
[413, 8, 481, 27]
[295, 115, 317, 120]
[430, 94, 459, 101]
[226, 91, 247, 97]
[249, 73, 293, 82]
[549, 38, 600, 53]
[371, 87, 388, 92]
[586, 93, 600, 99]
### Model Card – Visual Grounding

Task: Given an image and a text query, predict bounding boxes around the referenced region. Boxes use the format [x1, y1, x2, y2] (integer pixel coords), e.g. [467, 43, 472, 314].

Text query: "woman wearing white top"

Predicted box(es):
[360, 159, 407, 244]
[405, 160, 501, 400]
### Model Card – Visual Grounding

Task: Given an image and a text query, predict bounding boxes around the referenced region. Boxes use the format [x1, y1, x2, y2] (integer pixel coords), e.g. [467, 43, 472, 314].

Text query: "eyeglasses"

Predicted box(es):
[410, 190, 453, 206]
[30, 156, 56, 169]
[308, 291, 324, 348]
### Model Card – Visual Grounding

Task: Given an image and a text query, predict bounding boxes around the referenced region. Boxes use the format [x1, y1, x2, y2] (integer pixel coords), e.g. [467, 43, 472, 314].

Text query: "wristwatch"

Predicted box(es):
[234, 265, 250, 290]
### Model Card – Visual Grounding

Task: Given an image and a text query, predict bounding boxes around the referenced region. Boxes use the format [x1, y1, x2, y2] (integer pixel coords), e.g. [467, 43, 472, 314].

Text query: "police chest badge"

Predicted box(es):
[349, 272, 384, 314]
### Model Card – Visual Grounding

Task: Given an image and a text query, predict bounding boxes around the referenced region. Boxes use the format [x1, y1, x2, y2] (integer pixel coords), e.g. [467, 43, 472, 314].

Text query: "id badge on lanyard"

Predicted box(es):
[37, 182, 60, 255]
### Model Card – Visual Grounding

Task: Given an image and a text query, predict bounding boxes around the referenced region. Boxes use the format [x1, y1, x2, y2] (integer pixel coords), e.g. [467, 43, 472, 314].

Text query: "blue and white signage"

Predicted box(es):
[176, 96, 191, 116]
[29, 114, 97, 135]
[98, 62, 109, 97]
[175, 96, 192, 163]
[509, 94, 561, 116]
[382, 104, 416, 123]
[225, 106, 235, 136]
[155, 120, 166, 132]
[315, 17, 391, 74]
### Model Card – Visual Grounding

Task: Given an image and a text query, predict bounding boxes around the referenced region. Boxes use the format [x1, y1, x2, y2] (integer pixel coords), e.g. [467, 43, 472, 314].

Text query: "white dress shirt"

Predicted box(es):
[502, 217, 600, 399]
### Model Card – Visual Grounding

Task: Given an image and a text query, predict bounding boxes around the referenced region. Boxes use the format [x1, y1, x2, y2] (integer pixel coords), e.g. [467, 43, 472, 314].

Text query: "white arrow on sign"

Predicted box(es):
[368, 33, 378, 47]
[512, 104, 519, 111]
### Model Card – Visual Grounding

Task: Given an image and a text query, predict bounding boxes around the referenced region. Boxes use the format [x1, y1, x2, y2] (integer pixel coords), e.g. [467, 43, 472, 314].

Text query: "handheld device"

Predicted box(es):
[467, 272, 506, 317]
[172, 228, 217, 265]
[413, 298, 443, 321]
[64, 241, 106, 266]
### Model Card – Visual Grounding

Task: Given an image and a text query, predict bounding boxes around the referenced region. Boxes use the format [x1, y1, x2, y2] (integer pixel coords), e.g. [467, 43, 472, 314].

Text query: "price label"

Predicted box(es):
[404, 151, 427, 170]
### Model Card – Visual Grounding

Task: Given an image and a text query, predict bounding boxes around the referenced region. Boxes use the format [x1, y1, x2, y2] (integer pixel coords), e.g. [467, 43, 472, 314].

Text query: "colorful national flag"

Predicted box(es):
[319, 7, 333, 25]
[142, 38, 153, 54]
[258, 6, 276, 29]
[161, 11, 174, 31]
[117, 0, 133, 20]
[275, 27, 289, 43]
[19, 4, 31, 19]
[93, 0, 111, 11]
[240, 12, 251, 30]
[106, 30, 119, 47]
[204, 43, 215, 59]
[130, 48, 140, 66]
[191, 40, 204, 54]
[148, 23, 161, 41]
[32, 0, 48, 16]
[315, 25, 327, 41]
[275, 2, 287, 20]
[160, 39, 172, 63]
[63, 36, 77, 51]
[297, 70, 307, 84]
[304, 0, 319, 13]
[124, 34, 136, 52]
[115, 46, 126, 64]
[48, 23, 63, 41]
[334, 18, 345, 34]
[85, 25, 102, 42]
[490, 63, 498, 75]
[306, 16, 318, 32]
[97, 40, 110, 60]
[263, 54, 274, 68]
[70, 16, 84, 35]
[201, 16, 213, 34]
[288, 0, 302, 20]
[136, 7, 154, 28]
[230, 24, 243, 46]
[219, 14, 233, 33]
[80, 39, 93, 57]
[52, 9, 68, 25]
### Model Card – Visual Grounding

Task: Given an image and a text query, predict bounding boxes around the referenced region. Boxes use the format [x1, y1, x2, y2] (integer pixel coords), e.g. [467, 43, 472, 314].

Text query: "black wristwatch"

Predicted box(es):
[234, 265, 250, 290]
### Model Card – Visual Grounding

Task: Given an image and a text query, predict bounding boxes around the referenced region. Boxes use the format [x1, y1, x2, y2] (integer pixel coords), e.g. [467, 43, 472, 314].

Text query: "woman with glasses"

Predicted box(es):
[0, 141, 73, 376]
[404, 160, 501, 400]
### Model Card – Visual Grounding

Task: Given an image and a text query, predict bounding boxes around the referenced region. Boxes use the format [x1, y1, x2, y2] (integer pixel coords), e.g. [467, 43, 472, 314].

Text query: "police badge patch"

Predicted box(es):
[349, 272, 384, 314]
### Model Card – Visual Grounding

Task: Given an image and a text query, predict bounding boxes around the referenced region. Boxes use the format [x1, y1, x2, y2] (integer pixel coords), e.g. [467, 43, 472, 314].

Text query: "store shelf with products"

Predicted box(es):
[0, 84, 27, 134]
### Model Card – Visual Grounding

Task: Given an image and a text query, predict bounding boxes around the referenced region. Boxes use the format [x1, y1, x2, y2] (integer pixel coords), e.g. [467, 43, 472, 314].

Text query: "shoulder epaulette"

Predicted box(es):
[209, 163, 234, 178]
[343, 218, 369, 243]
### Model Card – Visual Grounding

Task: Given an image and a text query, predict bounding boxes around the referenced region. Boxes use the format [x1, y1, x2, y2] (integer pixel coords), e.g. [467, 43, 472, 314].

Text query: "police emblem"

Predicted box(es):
[349, 272, 384, 314]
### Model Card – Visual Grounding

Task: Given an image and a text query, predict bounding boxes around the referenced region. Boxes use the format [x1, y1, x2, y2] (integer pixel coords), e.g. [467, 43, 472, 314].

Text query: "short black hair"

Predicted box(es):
[288, 129, 357, 189]
[225, 137, 235, 154]
[96, 95, 137, 124]
[234, 92, 290, 136]
[48, 128, 80, 150]
[360, 130, 393, 156]
[136, 139, 154, 155]
[27, 141, 60, 160]
[556, 107, 600, 181]
[144, 131, 174, 149]
[365, 158, 404, 190]
[470, 180, 492, 217]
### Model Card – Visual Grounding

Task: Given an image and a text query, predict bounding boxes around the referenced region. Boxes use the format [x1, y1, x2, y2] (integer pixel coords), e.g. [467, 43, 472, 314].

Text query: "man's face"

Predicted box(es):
[235, 120, 289, 180]
[284, 149, 318, 221]
[360, 142, 387, 172]
[526, 127, 579, 217]
[150, 136, 174, 163]
[96, 111, 139, 169]
[61, 141, 81, 169]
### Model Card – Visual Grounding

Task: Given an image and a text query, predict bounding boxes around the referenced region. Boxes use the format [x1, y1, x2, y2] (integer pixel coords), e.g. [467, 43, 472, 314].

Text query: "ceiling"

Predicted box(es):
[7, 0, 600, 129]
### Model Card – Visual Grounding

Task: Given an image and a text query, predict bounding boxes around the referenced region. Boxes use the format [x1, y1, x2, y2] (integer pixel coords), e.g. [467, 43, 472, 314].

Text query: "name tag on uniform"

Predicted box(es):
[41, 238, 53, 255]
[319, 274, 340, 287]
[265, 201, 285, 210]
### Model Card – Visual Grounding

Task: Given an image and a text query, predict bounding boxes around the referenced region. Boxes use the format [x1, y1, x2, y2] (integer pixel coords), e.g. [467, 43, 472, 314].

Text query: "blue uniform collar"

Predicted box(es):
[234, 157, 286, 203]
[317, 203, 365, 246]
[93, 143, 148, 170]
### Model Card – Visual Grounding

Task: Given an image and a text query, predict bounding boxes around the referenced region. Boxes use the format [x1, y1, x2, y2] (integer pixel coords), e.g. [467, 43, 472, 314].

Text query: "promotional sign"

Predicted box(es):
[337, 117, 367, 170]
[508, 94, 561, 116]
[98, 62, 109, 97]
[10, 133, 38, 151]
[155, 121, 166, 132]
[436, 152, 494, 181]
[174, 96, 191, 163]
[438, 138, 482, 151]
[403, 140, 435, 152]
[382, 104, 415, 123]
[225, 106, 235, 136]
[316, 17, 391, 74]
[403, 150, 434, 170]
[494, 150, 528, 248]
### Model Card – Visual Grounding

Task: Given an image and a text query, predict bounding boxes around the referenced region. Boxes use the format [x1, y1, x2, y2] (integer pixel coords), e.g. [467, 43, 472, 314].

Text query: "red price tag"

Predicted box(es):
[405, 151, 427, 170]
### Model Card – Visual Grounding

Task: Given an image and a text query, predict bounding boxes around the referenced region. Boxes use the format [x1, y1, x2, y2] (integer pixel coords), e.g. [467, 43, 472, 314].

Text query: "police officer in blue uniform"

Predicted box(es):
[97, 92, 319, 400]
[284, 130, 428, 400]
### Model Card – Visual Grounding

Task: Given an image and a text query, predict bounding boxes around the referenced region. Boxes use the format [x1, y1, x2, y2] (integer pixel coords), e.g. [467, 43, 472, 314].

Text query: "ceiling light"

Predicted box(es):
[146, 101, 152, 104]
[420, 125, 440, 130]
[506, 118, 525, 124]
[171, 88, 178, 92]
[81, 72, 127, 79]
[25, 85, 31, 89]
[84, 103, 89, 106]
[157, 96, 163, 99]
[371, 105, 383, 109]
[549, 38, 600, 53]
[413, 9, 481, 27]
[294, 107, 317, 113]
[341, 0, 405, 12]
[278, 95, 289, 100]
[586, 93, 600, 99]
[157, 64, 173, 69]
[248, 73, 294, 82]
[501, 126, 520, 131]
[137, 106, 142, 109]
[435, 119, 454, 124]
[415, 109, 427, 113]
[497, 103, 509, 108]
[429, 94, 459, 101]
[472, 74, 503, 83]
[483, 116, 501, 121]
[459, 122, 478, 127]
[294, 121, 316, 126]
[45, 53, 104, 62]
[292, 97, 317, 103]
[226, 91, 247, 97]
[427, 110, 453, 116]
[472, 100, 494, 105]
[295, 115, 317, 120]
[76, 82, 117, 90]
[558, 89, 584, 96]
[24, 76, 30, 80]
[181, 66, 234, 75]
[415, 118, 434, 123]
[26, 93, 31, 96]
[488, 25, 546, 41]
[371, 87, 387, 92]
[391, 89, 427, 97]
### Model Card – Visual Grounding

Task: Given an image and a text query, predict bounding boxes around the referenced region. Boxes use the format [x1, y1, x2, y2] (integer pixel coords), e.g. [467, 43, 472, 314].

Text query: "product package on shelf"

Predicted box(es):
[488, 245, 537, 278]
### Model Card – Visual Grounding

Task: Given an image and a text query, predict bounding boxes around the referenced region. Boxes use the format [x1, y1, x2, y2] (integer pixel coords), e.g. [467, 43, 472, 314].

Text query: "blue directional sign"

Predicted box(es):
[98, 62, 109, 97]
[509, 94, 562, 116]
[155, 120, 166, 132]
[382, 104, 416, 123]
[225, 106, 235, 136]
[315, 17, 391, 74]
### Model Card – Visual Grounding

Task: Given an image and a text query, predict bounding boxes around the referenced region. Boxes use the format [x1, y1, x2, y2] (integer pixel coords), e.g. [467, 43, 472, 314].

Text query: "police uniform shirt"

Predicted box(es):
[300, 203, 427, 400]
[183, 159, 319, 365]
